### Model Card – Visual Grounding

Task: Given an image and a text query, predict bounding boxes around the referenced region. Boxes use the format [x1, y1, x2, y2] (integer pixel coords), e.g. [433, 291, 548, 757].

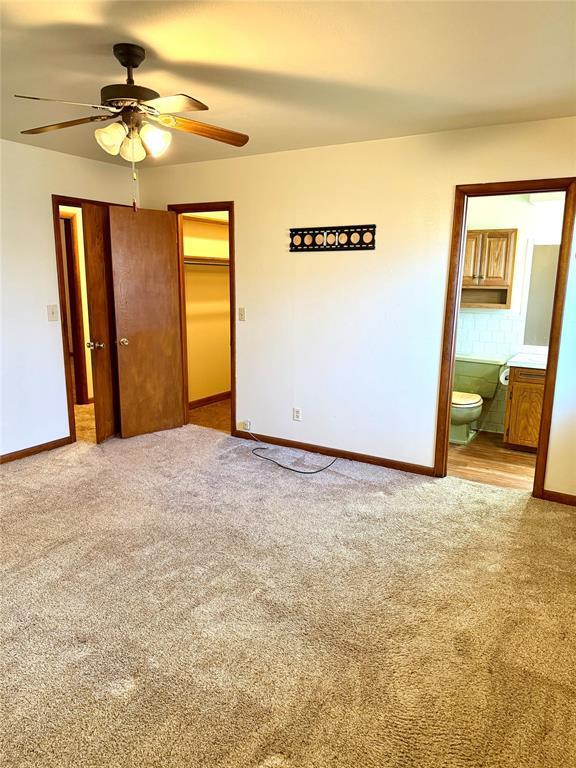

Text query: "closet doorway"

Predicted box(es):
[169, 202, 235, 435]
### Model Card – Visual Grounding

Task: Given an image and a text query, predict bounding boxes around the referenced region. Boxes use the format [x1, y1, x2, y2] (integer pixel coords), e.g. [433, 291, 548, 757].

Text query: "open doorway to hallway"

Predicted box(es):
[171, 203, 235, 435]
[58, 205, 97, 444]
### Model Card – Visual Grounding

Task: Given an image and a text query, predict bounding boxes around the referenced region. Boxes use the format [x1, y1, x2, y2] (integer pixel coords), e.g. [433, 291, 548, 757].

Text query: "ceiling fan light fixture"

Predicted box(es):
[119, 134, 146, 163]
[140, 122, 172, 158]
[94, 121, 127, 155]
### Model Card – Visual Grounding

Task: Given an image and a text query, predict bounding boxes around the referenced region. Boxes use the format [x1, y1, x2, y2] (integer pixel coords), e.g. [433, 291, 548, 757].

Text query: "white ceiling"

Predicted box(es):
[1, 1, 575, 166]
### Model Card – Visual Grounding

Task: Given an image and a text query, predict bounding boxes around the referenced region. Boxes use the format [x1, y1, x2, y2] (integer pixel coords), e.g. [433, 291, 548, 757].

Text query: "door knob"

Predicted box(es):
[119, 337, 129, 346]
[86, 341, 94, 350]
[94, 342, 105, 349]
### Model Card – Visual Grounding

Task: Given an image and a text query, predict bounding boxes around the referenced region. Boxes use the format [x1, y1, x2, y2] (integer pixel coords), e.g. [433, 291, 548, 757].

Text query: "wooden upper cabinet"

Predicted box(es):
[462, 231, 483, 286]
[461, 228, 517, 308]
[481, 230, 516, 287]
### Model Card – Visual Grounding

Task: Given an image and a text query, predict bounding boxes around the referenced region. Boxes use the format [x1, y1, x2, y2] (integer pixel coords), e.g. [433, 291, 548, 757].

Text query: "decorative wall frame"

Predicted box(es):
[289, 224, 376, 252]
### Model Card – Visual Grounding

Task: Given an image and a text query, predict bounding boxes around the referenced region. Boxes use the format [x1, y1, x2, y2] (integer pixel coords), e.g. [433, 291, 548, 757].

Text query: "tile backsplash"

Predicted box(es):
[478, 383, 508, 434]
[456, 311, 524, 361]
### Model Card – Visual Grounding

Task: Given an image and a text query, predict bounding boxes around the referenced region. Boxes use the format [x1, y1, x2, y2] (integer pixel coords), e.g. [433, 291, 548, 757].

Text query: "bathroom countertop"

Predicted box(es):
[507, 351, 548, 370]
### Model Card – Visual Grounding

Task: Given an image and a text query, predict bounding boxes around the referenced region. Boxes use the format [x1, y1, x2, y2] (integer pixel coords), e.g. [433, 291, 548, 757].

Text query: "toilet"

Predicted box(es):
[450, 391, 483, 445]
[449, 355, 506, 445]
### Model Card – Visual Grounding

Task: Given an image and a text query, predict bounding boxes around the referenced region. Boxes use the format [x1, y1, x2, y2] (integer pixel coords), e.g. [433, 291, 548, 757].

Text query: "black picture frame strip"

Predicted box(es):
[289, 224, 376, 251]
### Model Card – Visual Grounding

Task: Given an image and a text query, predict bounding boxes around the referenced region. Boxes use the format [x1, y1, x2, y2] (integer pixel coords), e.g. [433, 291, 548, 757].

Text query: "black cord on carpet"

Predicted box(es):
[247, 432, 338, 474]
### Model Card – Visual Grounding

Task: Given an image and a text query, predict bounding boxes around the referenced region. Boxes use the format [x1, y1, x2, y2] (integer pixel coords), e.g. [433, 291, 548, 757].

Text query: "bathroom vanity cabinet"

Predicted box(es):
[461, 229, 517, 309]
[503, 366, 546, 450]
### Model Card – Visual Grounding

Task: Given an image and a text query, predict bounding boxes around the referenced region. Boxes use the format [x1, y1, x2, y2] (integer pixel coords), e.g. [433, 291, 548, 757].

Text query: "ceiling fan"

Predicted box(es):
[15, 43, 249, 162]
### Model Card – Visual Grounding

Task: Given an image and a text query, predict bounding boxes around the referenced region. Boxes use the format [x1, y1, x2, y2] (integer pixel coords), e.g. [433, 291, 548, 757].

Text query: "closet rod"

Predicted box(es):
[183, 259, 230, 267]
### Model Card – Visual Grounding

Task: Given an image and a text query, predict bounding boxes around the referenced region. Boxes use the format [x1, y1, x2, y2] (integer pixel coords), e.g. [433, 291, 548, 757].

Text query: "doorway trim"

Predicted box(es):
[167, 201, 236, 434]
[434, 177, 576, 502]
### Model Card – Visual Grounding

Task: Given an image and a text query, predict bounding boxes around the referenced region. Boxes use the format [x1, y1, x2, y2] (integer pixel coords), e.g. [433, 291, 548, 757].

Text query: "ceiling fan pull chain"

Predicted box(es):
[131, 155, 140, 211]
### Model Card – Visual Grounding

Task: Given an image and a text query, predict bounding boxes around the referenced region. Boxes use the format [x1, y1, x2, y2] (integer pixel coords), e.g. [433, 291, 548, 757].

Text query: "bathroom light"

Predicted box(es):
[119, 134, 146, 163]
[140, 122, 172, 158]
[94, 121, 128, 155]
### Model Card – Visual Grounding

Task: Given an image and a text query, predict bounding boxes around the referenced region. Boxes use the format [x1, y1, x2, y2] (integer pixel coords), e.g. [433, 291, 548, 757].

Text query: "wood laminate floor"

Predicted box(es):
[188, 398, 231, 434]
[74, 403, 96, 444]
[448, 430, 536, 490]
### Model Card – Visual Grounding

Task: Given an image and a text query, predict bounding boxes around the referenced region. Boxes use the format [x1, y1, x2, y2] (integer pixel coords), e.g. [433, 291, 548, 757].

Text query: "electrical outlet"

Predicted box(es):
[238, 307, 246, 321]
[238, 420, 251, 431]
[292, 407, 302, 422]
[47, 304, 59, 322]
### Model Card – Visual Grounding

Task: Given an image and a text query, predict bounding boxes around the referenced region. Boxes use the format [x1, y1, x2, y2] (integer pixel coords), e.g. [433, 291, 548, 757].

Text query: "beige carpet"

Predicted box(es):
[1, 425, 575, 768]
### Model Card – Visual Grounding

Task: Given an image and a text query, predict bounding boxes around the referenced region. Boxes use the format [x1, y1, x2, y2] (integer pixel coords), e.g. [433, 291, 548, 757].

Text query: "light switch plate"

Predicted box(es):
[47, 304, 59, 322]
[238, 307, 246, 321]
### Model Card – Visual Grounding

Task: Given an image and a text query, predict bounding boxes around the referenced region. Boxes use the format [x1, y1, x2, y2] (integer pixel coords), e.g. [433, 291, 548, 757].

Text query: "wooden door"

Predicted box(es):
[462, 231, 482, 286]
[82, 203, 119, 442]
[479, 230, 516, 287]
[505, 368, 545, 449]
[109, 207, 184, 438]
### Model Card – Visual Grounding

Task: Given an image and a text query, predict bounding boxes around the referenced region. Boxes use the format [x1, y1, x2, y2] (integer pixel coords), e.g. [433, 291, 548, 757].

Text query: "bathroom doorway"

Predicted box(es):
[436, 178, 575, 495]
[169, 202, 235, 435]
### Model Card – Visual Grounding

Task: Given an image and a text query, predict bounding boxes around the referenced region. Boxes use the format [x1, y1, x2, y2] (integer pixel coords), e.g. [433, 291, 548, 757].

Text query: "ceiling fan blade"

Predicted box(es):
[21, 114, 115, 135]
[15, 94, 118, 112]
[142, 93, 208, 114]
[155, 115, 249, 147]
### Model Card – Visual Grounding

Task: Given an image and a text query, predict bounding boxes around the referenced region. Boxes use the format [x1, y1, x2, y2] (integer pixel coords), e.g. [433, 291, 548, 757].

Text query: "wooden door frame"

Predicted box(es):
[167, 201, 236, 434]
[434, 177, 576, 503]
[52, 194, 117, 445]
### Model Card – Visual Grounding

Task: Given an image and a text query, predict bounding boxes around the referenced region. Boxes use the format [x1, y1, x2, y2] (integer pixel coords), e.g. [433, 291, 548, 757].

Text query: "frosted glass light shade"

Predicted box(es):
[140, 123, 172, 157]
[119, 135, 146, 163]
[94, 122, 127, 155]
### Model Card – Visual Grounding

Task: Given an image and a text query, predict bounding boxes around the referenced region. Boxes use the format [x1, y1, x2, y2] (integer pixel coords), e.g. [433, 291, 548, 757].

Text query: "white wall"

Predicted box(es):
[0, 140, 132, 454]
[140, 117, 576, 490]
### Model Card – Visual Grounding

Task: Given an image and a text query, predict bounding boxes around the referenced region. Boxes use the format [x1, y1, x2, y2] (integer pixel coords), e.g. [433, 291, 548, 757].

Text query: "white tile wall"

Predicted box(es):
[456, 311, 524, 361]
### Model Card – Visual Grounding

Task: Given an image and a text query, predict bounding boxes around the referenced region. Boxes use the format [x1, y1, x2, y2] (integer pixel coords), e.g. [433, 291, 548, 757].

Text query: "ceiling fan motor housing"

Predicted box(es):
[100, 83, 160, 106]
[102, 43, 158, 106]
